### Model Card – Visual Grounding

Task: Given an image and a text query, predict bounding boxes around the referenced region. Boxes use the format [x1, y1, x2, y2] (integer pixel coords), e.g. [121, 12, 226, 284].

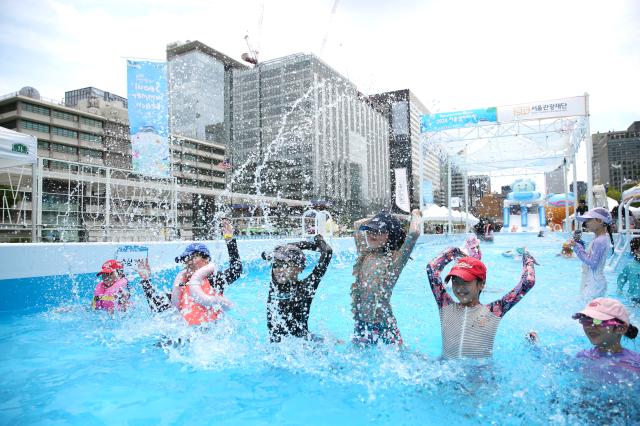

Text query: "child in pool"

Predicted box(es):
[461, 235, 482, 260]
[137, 219, 241, 325]
[261, 234, 332, 342]
[617, 237, 640, 304]
[568, 208, 615, 300]
[92, 259, 130, 313]
[573, 298, 640, 375]
[426, 247, 537, 359]
[351, 209, 422, 346]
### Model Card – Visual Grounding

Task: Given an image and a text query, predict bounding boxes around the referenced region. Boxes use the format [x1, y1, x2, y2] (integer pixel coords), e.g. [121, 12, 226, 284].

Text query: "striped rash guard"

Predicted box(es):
[427, 247, 536, 359]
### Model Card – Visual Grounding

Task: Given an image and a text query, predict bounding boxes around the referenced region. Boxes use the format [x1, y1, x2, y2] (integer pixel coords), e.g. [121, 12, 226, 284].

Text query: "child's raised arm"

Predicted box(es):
[426, 247, 462, 309]
[388, 210, 422, 276]
[488, 251, 536, 318]
[300, 235, 333, 294]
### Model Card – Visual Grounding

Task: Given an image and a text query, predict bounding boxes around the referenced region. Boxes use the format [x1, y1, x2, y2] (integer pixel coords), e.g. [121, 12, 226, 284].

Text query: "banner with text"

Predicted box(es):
[127, 60, 170, 177]
[394, 168, 411, 213]
[497, 96, 586, 122]
[420, 107, 497, 133]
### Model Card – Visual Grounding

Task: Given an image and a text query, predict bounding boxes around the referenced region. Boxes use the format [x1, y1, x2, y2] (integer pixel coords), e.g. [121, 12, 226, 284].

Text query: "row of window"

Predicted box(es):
[21, 120, 102, 142]
[174, 141, 225, 156]
[176, 178, 225, 189]
[38, 141, 102, 158]
[52, 127, 78, 139]
[179, 165, 225, 178]
[22, 103, 103, 128]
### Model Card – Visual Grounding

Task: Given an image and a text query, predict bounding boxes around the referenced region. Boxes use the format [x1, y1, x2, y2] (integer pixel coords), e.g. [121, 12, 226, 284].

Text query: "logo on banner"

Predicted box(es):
[11, 143, 28, 155]
[497, 96, 586, 122]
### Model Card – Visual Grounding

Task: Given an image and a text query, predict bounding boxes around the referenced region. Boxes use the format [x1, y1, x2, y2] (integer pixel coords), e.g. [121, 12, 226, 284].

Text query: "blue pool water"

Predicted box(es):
[1, 234, 639, 425]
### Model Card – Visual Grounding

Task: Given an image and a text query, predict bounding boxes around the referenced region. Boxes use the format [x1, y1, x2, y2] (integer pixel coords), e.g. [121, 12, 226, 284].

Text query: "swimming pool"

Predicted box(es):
[1, 234, 639, 425]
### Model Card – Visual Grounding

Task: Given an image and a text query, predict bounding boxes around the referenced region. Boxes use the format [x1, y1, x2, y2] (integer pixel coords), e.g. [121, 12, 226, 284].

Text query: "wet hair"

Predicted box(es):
[630, 237, 640, 252]
[605, 223, 615, 254]
[625, 323, 638, 339]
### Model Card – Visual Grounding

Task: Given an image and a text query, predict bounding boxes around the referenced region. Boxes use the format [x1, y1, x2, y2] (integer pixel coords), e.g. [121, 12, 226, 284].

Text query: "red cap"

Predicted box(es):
[445, 256, 487, 283]
[97, 259, 123, 276]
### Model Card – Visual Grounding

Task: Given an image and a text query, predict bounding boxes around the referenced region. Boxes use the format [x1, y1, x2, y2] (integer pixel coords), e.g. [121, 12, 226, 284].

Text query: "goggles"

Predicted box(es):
[272, 260, 302, 269]
[576, 316, 624, 328]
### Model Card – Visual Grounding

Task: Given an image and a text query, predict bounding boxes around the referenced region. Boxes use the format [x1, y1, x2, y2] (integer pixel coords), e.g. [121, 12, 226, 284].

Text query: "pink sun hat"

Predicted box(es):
[573, 297, 630, 324]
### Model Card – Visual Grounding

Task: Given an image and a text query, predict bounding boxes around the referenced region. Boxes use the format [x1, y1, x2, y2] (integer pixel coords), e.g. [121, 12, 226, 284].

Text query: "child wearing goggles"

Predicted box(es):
[261, 234, 332, 343]
[572, 298, 640, 374]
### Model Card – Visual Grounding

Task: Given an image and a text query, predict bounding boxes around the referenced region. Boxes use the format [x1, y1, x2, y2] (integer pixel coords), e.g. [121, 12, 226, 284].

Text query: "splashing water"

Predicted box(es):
[1, 234, 639, 424]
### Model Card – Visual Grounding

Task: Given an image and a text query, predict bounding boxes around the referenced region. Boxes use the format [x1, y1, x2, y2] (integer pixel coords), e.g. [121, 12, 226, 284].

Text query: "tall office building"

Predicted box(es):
[369, 90, 443, 210]
[445, 170, 490, 211]
[167, 40, 246, 145]
[592, 121, 640, 190]
[544, 166, 564, 194]
[231, 53, 390, 211]
[65, 87, 128, 109]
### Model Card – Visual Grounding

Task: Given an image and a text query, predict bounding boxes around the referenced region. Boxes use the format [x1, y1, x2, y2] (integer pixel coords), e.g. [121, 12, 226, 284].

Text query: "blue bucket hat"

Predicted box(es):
[175, 242, 211, 263]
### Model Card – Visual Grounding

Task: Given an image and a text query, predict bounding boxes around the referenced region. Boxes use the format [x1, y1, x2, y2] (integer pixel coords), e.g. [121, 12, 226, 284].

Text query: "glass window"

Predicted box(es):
[52, 127, 78, 138]
[51, 143, 77, 154]
[53, 110, 79, 122]
[20, 120, 50, 133]
[38, 141, 50, 149]
[80, 117, 103, 128]
[80, 148, 103, 158]
[80, 133, 103, 143]
[22, 103, 50, 116]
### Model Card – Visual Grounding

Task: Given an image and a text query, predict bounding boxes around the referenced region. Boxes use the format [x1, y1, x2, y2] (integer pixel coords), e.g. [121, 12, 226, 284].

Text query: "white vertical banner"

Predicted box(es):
[394, 168, 411, 213]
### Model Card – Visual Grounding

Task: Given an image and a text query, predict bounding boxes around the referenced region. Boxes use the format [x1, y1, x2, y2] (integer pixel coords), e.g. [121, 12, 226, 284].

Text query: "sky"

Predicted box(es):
[1, 0, 639, 188]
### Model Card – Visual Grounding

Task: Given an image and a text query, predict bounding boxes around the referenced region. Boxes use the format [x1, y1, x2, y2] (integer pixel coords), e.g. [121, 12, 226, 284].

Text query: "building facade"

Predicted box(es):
[0, 87, 277, 242]
[592, 121, 640, 191]
[166, 40, 246, 146]
[231, 53, 390, 212]
[544, 166, 564, 195]
[369, 90, 443, 210]
[65, 87, 129, 109]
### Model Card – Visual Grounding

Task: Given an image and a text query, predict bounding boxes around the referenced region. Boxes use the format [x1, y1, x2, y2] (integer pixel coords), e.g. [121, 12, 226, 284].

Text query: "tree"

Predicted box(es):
[607, 187, 621, 202]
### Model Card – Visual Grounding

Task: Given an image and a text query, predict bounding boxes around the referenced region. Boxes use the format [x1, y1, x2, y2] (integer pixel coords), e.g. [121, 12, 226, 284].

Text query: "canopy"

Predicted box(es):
[420, 96, 589, 176]
[0, 127, 37, 169]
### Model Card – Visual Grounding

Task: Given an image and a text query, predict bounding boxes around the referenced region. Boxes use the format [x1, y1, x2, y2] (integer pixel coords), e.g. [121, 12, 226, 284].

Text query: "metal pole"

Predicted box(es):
[36, 158, 43, 242]
[584, 93, 594, 209]
[31, 162, 37, 242]
[563, 160, 569, 232]
[572, 148, 578, 232]
[463, 164, 469, 233]
[105, 167, 111, 242]
[419, 135, 425, 235]
[447, 159, 452, 234]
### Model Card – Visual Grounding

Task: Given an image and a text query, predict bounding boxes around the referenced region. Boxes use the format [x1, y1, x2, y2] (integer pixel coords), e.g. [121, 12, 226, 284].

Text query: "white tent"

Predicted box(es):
[0, 126, 37, 169]
[421, 205, 479, 225]
[0, 126, 38, 240]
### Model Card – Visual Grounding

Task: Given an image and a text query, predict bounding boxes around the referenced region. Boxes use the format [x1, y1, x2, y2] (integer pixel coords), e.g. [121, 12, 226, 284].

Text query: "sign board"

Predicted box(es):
[420, 107, 497, 133]
[497, 96, 586, 122]
[127, 60, 170, 177]
[394, 168, 411, 213]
